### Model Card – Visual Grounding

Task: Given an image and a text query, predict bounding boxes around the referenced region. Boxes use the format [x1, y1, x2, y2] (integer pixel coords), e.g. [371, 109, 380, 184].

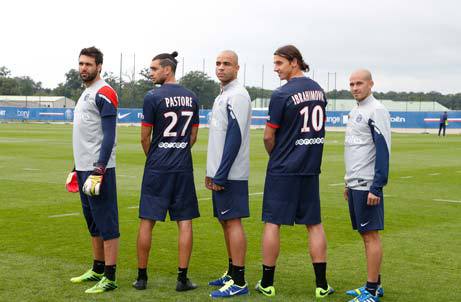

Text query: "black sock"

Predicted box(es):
[177, 267, 188, 283]
[227, 258, 233, 276]
[92, 260, 105, 274]
[138, 268, 147, 281]
[313, 262, 328, 289]
[261, 265, 275, 288]
[232, 265, 245, 286]
[366, 281, 378, 296]
[378, 274, 381, 286]
[104, 265, 116, 281]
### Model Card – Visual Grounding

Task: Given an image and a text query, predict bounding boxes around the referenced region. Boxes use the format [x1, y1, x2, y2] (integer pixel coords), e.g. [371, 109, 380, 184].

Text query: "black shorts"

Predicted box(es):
[140, 170, 200, 221]
[212, 180, 249, 221]
[77, 168, 120, 241]
[348, 188, 384, 233]
[262, 174, 321, 225]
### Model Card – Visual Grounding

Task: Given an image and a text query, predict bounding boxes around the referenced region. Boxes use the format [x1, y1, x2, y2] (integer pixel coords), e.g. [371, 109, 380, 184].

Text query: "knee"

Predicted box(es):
[225, 218, 242, 228]
[307, 223, 324, 234]
[178, 220, 192, 232]
[361, 231, 380, 244]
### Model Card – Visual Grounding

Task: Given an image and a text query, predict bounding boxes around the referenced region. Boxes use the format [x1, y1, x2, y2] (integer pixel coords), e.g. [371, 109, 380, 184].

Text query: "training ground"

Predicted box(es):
[0, 123, 460, 301]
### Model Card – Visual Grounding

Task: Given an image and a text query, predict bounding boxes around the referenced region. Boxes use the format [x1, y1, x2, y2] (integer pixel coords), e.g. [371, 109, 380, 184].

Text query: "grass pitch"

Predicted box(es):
[0, 123, 460, 302]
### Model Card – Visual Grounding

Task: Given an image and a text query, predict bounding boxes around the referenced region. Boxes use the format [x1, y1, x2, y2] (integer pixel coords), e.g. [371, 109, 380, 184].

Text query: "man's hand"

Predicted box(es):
[205, 176, 224, 191]
[367, 192, 381, 206]
[82, 165, 105, 196]
[211, 183, 224, 191]
[205, 176, 213, 190]
[343, 187, 349, 201]
[65, 170, 79, 193]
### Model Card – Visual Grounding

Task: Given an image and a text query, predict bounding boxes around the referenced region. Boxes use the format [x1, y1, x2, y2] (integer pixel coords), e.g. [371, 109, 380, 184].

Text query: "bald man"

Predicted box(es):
[344, 69, 391, 302]
[206, 50, 252, 298]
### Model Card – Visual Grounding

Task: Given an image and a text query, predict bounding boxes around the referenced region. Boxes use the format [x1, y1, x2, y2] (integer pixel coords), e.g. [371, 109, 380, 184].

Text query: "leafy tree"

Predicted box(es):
[53, 69, 83, 101]
[0, 66, 11, 77]
[179, 71, 220, 108]
[245, 86, 272, 101]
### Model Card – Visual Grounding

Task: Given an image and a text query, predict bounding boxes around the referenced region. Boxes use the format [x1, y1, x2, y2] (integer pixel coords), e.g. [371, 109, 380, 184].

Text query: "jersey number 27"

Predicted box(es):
[163, 111, 193, 137]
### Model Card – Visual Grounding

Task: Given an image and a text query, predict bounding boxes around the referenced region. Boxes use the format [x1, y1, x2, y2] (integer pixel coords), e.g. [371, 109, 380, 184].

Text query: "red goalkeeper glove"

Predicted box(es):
[65, 169, 79, 193]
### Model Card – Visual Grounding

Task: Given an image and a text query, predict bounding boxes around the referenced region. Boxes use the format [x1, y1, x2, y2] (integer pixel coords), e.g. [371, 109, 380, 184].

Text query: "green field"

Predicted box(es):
[0, 123, 460, 302]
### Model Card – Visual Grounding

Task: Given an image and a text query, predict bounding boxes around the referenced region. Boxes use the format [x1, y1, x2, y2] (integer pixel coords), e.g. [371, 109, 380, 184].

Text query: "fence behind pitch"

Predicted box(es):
[1, 106, 460, 129]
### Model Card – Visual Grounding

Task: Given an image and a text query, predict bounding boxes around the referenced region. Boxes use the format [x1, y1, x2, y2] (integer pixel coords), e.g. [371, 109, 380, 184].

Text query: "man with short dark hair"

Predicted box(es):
[207, 50, 252, 298]
[69, 46, 120, 294]
[344, 69, 391, 302]
[132, 51, 200, 292]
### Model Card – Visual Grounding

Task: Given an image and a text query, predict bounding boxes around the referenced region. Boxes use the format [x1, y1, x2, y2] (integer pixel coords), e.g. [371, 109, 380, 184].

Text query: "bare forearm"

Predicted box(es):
[141, 139, 150, 156]
[264, 138, 275, 155]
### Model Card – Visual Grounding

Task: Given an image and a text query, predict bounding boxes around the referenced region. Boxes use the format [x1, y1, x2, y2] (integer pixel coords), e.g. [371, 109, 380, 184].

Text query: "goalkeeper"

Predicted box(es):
[68, 46, 120, 294]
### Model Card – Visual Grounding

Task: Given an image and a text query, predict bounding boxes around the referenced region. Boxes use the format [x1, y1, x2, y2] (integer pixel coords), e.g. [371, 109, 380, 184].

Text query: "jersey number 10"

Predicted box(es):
[300, 105, 324, 132]
[163, 111, 193, 137]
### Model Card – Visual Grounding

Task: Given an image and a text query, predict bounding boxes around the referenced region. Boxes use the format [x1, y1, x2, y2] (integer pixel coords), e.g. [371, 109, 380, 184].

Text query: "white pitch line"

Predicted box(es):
[119, 174, 137, 178]
[329, 183, 345, 186]
[428, 173, 440, 176]
[48, 212, 80, 218]
[433, 199, 461, 204]
[127, 206, 139, 209]
[23, 168, 40, 171]
[399, 176, 413, 179]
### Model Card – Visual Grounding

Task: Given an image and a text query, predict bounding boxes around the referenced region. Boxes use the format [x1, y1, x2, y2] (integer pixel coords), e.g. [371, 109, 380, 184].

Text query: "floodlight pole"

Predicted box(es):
[243, 63, 246, 86]
[261, 64, 264, 100]
[119, 53, 123, 99]
[182, 57, 185, 78]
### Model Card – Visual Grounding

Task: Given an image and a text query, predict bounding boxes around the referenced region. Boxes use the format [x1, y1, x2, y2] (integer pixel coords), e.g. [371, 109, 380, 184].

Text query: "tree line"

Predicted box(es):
[0, 66, 460, 109]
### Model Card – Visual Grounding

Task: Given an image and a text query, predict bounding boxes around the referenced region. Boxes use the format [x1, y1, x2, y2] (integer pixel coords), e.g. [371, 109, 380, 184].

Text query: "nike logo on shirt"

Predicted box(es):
[221, 209, 231, 215]
[360, 221, 370, 227]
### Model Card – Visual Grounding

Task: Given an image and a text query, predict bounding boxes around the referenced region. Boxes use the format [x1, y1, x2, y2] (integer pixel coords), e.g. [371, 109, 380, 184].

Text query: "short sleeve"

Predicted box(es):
[266, 90, 285, 129]
[95, 86, 118, 117]
[192, 96, 200, 127]
[142, 92, 156, 127]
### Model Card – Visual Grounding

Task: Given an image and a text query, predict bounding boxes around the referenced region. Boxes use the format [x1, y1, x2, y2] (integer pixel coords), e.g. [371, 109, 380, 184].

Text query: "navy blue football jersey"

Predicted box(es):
[266, 77, 327, 175]
[142, 83, 199, 172]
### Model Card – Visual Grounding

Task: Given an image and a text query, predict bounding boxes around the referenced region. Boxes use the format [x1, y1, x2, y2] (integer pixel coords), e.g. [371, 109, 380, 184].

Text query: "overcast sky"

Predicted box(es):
[1, 0, 460, 94]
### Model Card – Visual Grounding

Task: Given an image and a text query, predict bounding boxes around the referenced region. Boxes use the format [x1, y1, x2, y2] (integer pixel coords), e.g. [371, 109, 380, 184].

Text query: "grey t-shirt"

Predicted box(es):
[73, 79, 117, 171]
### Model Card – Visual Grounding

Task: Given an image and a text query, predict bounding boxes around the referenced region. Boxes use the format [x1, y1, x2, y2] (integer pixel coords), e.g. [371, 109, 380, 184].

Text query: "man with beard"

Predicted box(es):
[132, 51, 200, 292]
[68, 46, 119, 294]
[255, 45, 333, 299]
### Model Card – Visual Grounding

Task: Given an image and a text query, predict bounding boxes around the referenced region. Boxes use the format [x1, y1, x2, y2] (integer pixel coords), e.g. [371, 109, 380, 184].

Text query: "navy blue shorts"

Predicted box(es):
[140, 171, 200, 221]
[212, 180, 249, 221]
[348, 189, 384, 233]
[262, 175, 321, 226]
[77, 168, 120, 241]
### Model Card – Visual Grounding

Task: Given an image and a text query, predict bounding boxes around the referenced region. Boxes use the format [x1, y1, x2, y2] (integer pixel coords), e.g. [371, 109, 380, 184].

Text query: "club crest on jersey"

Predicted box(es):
[356, 114, 363, 122]
[84, 94, 90, 102]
